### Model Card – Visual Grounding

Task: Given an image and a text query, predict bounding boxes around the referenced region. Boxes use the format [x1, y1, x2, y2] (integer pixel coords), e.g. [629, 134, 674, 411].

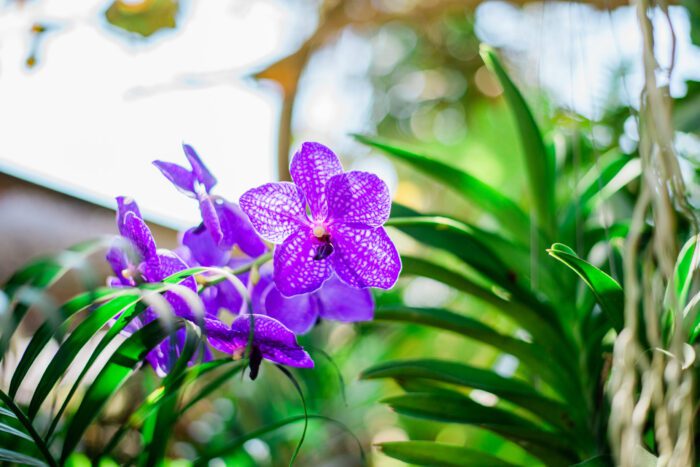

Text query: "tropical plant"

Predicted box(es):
[354, 45, 698, 466]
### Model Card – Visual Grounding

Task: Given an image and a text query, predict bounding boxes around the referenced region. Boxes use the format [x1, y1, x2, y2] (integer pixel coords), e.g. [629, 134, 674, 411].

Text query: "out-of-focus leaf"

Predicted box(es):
[0, 239, 109, 362]
[141, 324, 202, 466]
[673, 235, 699, 311]
[362, 359, 575, 430]
[8, 288, 119, 400]
[383, 392, 577, 465]
[378, 441, 518, 467]
[561, 152, 639, 231]
[0, 391, 55, 466]
[401, 256, 572, 355]
[572, 455, 611, 466]
[373, 305, 574, 397]
[0, 421, 32, 441]
[105, 0, 178, 38]
[548, 243, 624, 332]
[0, 448, 46, 466]
[194, 415, 364, 466]
[355, 134, 531, 239]
[388, 205, 525, 292]
[60, 319, 188, 462]
[480, 44, 555, 238]
[27, 293, 139, 419]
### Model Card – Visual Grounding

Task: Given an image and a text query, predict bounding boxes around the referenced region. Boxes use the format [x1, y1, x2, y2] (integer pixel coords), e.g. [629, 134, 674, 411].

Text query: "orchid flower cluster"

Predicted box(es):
[105, 142, 401, 379]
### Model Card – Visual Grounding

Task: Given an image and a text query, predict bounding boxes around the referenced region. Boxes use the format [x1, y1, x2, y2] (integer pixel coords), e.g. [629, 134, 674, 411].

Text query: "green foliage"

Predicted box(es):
[0, 247, 327, 465]
[355, 44, 647, 467]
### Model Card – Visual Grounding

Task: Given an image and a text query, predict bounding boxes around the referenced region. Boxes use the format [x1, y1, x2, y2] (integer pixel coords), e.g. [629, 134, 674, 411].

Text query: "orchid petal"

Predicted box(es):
[289, 142, 343, 221]
[183, 143, 217, 193]
[199, 195, 223, 245]
[326, 171, 391, 227]
[263, 283, 320, 334]
[273, 228, 331, 296]
[182, 224, 229, 267]
[329, 225, 401, 289]
[152, 160, 196, 196]
[240, 182, 308, 243]
[216, 201, 267, 257]
[317, 274, 375, 322]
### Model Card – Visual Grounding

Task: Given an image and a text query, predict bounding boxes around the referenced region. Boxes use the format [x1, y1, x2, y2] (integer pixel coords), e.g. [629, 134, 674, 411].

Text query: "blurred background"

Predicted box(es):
[1, 0, 700, 465]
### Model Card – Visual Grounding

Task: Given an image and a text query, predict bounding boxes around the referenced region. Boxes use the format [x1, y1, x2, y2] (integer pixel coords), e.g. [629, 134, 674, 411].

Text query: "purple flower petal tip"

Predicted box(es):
[153, 160, 196, 196]
[182, 143, 217, 192]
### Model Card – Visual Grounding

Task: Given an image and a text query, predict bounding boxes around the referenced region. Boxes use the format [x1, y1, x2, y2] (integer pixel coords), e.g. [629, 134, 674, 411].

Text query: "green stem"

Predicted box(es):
[200, 252, 273, 288]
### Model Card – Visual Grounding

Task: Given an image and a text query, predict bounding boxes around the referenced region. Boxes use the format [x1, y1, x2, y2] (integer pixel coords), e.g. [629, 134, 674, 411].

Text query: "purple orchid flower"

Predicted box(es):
[153, 144, 266, 260]
[240, 142, 401, 296]
[250, 264, 374, 334]
[205, 314, 314, 379]
[106, 196, 206, 376]
[105, 197, 312, 377]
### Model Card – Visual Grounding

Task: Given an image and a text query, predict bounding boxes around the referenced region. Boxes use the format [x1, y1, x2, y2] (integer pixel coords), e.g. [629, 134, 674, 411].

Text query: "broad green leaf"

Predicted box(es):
[378, 441, 517, 467]
[387, 206, 522, 293]
[354, 134, 531, 239]
[548, 243, 624, 332]
[0, 448, 47, 466]
[480, 44, 555, 238]
[383, 392, 577, 465]
[361, 359, 575, 431]
[60, 319, 188, 461]
[401, 256, 572, 356]
[373, 306, 575, 397]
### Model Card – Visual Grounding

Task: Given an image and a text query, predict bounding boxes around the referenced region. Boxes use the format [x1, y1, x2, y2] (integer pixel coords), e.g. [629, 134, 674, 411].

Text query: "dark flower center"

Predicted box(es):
[313, 234, 334, 261]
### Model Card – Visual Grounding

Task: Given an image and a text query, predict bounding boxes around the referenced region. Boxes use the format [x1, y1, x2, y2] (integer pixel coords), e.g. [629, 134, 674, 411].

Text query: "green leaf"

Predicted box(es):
[362, 359, 575, 431]
[673, 235, 700, 311]
[0, 421, 33, 441]
[60, 319, 188, 462]
[386, 207, 520, 292]
[378, 441, 518, 467]
[0, 390, 56, 467]
[0, 448, 47, 466]
[373, 306, 575, 398]
[105, 360, 246, 455]
[480, 44, 555, 238]
[27, 293, 141, 419]
[142, 324, 202, 466]
[383, 392, 577, 465]
[561, 152, 639, 233]
[401, 256, 571, 355]
[8, 288, 122, 399]
[1, 239, 109, 363]
[354, 134, 531, 239]
[193, 415, 364, 466]
[548, 243, 624, 332]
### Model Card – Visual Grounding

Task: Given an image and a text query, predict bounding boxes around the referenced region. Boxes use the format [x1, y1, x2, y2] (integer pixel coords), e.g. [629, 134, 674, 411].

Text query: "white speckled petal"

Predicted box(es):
[239, 182, 308, 243]
[273, 228, 331, 296]
[289, 142, 343, 221]
[329, 225, 401, 289]
[326, 171, 391, 227]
